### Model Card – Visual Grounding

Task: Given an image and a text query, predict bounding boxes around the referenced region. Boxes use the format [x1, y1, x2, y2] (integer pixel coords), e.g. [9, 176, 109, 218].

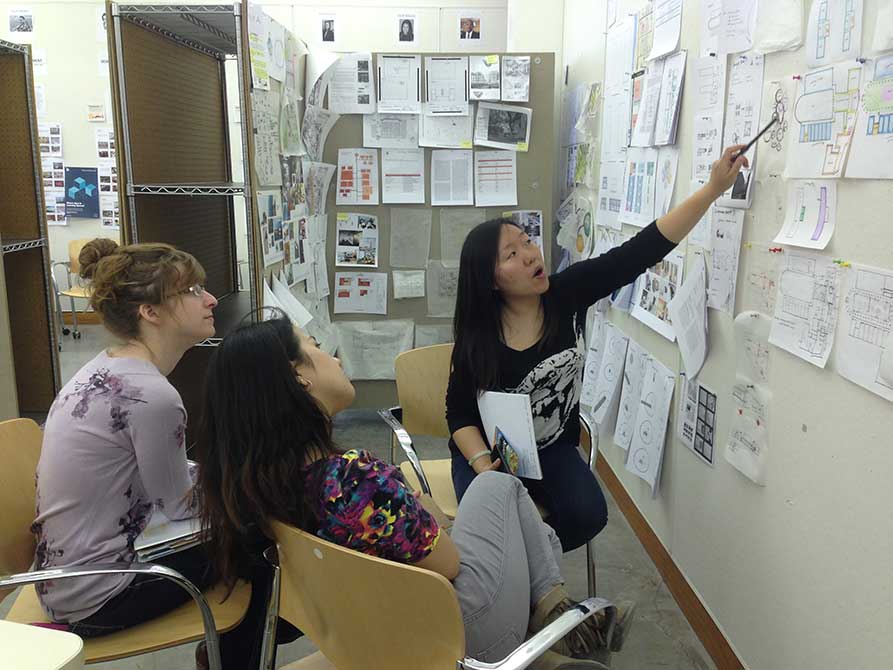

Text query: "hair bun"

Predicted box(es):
[78, 238, 120, 280]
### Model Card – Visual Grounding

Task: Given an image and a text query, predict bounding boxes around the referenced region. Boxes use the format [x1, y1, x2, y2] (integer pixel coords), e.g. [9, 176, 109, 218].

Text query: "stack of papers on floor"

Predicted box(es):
[135, 514, 203, 562]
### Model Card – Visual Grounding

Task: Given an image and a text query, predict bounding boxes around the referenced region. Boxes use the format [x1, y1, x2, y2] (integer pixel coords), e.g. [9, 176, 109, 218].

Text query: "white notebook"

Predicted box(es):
[477, 391, 542, 480]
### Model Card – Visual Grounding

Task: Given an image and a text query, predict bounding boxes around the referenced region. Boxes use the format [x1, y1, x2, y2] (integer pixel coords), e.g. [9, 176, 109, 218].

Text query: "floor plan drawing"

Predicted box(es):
[806, 0, 863, 68]
[788, 63, 861, 178]
[846, 55, 893, 179]
[835, 264, 893, 402]
[769, 251, 841, 368]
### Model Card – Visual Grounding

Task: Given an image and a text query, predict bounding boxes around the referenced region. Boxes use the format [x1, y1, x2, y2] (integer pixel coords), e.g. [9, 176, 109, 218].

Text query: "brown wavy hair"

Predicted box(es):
[79, 239, 205, 340]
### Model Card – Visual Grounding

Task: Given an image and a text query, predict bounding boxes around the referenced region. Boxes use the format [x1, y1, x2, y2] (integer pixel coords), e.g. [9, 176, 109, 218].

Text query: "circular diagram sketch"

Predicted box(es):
[609, 336, 625, 355]
[605, 362, 618, 382]
[617, 421, 631, 443]
[639, 420, 653, 444]
[642, 391, 656, 417]
[632, 448, 650, 473]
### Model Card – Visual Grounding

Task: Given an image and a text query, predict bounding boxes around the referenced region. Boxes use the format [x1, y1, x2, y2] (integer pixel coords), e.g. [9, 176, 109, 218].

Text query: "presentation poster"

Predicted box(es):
[64, 166, 99, 219]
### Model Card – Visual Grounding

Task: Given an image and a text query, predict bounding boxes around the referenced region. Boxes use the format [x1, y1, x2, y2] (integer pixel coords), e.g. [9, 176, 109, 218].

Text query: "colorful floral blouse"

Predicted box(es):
[304, 450, 441, 563]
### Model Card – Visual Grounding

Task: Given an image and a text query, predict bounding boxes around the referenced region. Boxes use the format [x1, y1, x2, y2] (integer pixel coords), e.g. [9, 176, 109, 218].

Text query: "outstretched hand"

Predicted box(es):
[708, 144, 749, 198]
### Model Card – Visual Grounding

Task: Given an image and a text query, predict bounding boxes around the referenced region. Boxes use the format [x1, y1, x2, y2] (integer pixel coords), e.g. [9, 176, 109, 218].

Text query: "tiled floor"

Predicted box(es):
[4, 334, 714, 670]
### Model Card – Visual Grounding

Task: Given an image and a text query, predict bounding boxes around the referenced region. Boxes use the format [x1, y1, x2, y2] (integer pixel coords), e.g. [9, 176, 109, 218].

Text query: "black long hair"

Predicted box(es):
[452, 218, 559, 392]
[195, 314, 338, 588]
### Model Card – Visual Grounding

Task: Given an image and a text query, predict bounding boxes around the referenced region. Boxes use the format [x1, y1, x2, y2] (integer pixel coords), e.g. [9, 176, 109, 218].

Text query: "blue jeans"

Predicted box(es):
[451, 441, 608, 552]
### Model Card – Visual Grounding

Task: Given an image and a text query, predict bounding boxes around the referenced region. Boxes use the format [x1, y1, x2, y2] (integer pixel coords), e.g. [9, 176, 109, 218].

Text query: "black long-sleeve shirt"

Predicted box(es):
[446, 221, 677, 453]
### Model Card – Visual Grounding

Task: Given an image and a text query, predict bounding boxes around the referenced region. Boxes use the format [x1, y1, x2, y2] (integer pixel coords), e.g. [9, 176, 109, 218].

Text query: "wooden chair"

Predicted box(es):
[51, 238, 94, 342]
[266, 520, 614, 670]
[378, 344, 601, 597]
[0, 418, 252, 670]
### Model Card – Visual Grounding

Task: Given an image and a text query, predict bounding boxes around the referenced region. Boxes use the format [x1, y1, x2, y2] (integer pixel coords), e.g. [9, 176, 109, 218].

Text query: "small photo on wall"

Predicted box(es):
[319, 13, 336, 43]
[8, 7, 33, 34]
[458, 14, 481, 40]
[397, 14, 416, 43]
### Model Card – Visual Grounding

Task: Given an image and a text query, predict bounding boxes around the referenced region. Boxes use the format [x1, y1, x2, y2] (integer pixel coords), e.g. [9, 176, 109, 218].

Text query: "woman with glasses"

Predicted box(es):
[32, 240, 287, 669]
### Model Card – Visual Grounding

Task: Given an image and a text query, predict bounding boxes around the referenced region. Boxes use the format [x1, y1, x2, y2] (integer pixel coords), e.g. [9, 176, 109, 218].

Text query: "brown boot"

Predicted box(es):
[528, 650, 610, 670]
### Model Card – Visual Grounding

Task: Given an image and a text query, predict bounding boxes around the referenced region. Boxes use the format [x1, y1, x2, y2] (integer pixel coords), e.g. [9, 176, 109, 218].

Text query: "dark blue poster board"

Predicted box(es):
[64, 167, 99, 219]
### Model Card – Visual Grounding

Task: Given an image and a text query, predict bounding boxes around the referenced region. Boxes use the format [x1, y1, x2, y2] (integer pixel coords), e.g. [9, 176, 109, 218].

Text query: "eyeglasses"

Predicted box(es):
[179, 284, 206, 299]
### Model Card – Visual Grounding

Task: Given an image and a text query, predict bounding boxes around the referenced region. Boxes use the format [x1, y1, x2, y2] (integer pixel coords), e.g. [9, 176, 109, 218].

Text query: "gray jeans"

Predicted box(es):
[450, 470, 564, 662]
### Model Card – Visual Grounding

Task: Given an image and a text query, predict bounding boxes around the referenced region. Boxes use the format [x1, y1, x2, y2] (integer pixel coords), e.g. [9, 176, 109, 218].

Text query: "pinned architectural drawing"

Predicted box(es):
[846, 55, 893, 179]
[769, 251, 841, 368]
[773, 180, 837, 249]
[805, 0, 863, 68]
[725, 377, 770, 485]
[787, 63, 862, 178]
[835, 263, 893, 402]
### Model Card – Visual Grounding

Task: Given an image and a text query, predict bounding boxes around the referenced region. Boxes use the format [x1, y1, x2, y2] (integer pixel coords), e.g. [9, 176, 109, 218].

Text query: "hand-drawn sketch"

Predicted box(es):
[707, 208, 744, 313]
[740, 244, 782, 315]
[725, 378, 770, 485]
[806, 0, 863, 68]
[773, 180, 837, 250]
[846, 55, 893, 179]
[251, 89, 282, 186]
[614, 340, 648, 451]
[835, 263, 893, 402]
[625, 357, 674, 495]
[763, 81, 790, 153]
[768, 251, 841, 368]
[787, 63, 862, 178]
[735, 311, 772, 385]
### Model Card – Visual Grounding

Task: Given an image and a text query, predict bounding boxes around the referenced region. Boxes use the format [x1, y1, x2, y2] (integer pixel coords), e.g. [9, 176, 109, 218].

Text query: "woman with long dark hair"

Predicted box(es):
[196, 315, 634, 669]
[447, 145, 749, 552]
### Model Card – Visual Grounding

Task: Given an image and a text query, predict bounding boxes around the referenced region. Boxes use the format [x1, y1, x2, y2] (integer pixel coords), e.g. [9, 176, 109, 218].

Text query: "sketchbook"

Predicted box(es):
[134, 513, 203, 562]
[477, 391, 542, 479]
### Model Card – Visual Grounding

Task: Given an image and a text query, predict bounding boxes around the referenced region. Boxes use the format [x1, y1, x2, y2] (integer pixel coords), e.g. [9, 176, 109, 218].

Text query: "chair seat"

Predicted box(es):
[399, 459, 458, 519]
[0, 619, 84, 670]
[5, 579, 251, 663]
[282, 651, 336, 669]
[59, 287, 91, 299]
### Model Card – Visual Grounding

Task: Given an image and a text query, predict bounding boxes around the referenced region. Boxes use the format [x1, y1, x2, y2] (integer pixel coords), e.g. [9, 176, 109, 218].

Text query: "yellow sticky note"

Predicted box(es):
[460, 140, 473, 149]
[337, 213, 348, 222]
[517, 142, 529, 152]
[485, 54, 498, 65]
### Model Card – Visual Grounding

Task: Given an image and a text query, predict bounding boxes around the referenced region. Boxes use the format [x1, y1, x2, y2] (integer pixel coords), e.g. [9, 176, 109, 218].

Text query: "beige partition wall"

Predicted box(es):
[320, 52, 555, 409]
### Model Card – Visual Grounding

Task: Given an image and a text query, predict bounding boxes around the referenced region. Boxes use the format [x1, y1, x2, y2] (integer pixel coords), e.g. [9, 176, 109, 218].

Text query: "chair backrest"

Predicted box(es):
[0, 419, 42, 599]
[394, 343, 453, 438]
[272, 520, 465, 670]
[67, 239, 94, 275]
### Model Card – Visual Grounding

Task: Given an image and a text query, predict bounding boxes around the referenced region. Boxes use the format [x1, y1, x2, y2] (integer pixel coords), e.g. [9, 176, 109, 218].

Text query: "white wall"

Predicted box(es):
[263, 1, 507, 53]
[560, 1, 893, 669]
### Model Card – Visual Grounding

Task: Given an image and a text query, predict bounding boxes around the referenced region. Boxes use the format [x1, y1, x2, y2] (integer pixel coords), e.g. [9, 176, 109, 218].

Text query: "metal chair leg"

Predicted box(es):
[586, 540, 597, 597]
[69, 294, 80, 339]
[259, 546, 281, 670]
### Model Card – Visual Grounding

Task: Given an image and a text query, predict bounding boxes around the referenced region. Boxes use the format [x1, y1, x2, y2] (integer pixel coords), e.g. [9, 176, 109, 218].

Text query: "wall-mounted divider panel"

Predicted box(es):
[0, 39, 61, 419]
[107, 3, 257, 440]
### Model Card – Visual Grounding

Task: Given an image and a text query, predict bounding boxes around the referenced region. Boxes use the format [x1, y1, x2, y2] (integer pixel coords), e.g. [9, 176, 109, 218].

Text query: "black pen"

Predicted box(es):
[732, 113, 778, 160]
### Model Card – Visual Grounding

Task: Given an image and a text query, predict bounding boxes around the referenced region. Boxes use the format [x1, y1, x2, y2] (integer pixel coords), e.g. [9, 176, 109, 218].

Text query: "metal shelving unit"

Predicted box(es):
[0, 40, 62, 417]
[106, 2, 258, 438]
[109, 2, 257, 322]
